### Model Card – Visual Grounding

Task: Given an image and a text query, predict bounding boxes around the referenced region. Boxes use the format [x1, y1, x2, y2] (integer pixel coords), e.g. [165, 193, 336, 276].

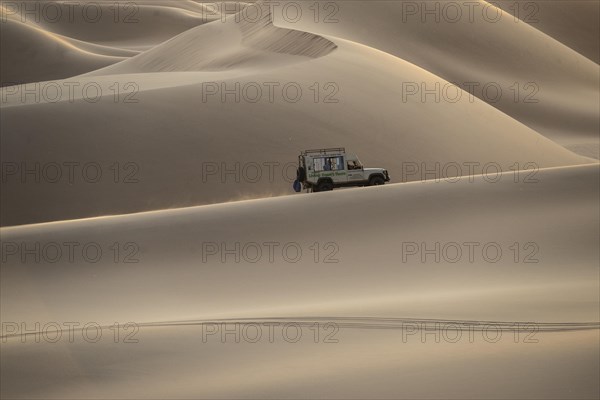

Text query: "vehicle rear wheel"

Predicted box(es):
[316, 181, 334, 192]
[369, 176, 385, 186]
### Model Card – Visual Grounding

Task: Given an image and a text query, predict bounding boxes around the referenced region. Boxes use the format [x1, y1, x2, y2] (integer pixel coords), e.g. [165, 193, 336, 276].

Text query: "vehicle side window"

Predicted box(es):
[313, 158, 325, 172]
[347, 160, 362, 170]
[314, 156, 343, 172]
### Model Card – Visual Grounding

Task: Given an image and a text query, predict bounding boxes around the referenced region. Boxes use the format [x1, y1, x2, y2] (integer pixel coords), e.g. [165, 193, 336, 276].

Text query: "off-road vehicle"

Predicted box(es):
[294, 147, 390, 192]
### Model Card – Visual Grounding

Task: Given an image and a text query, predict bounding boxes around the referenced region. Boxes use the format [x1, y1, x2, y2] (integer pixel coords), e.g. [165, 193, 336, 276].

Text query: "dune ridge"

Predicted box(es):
[238, 3, 337, 58]
[0, 14, 129, 85]
[494, 0, 600, 63]
[87, 2, 336, 74]
[3, 1, 598, 158]
[0, 0, 238, 85]
[272, 0, 599, 151]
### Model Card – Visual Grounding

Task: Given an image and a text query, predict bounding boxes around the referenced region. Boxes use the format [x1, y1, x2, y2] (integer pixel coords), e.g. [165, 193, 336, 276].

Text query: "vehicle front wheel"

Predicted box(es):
[369, 176, 385, 186]
[316, 181, 334, 192]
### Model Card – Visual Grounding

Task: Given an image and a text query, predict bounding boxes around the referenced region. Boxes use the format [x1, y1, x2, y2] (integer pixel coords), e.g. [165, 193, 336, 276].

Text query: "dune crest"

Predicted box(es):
[0, 15, 130, 86]
[238, 2, 337, 58]
[88, 2, 336, 74]
[271, 0, 599, 153]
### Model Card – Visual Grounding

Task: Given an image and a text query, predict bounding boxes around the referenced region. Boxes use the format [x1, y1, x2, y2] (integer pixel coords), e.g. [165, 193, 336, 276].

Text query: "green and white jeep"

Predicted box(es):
[295, 148, 390, 192]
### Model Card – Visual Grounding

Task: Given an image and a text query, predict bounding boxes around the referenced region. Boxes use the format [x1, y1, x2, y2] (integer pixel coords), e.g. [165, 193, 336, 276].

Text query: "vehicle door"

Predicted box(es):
[327, 155, 348, 184]
[347, 158, 365, 182]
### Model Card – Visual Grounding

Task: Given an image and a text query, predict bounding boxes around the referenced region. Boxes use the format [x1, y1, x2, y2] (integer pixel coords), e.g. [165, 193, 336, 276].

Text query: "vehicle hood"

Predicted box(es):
[363, 167, 386, 173]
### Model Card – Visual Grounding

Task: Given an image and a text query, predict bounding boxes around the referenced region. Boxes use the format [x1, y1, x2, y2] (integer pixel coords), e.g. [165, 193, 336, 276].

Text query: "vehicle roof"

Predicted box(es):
[301, 147, 346, 156]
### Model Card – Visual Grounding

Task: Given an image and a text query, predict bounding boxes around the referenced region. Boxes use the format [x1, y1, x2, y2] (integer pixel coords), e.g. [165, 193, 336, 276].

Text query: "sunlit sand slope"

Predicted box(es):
[1, 164, 598, 398]
[1, 35, 590, 225]
[273, 0, 599, 150]
[2, 165, 598, 326]
[0, 16, 129, 85]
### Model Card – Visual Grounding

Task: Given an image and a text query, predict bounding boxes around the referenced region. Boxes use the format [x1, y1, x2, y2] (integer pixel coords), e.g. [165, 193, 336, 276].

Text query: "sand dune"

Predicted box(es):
[1, 40, 590, 225]
[0, 16, 129, 85]
[2, 1, 227, 48]
[1, 1, 599, 398]
[1, 2, 592, 226]
[0, 0, 243, 85]
[1, 325, 598, 399]
[2, 164, 598, 325]
[495, 0, 600, 63]
[1, 164, 598, 398]
[87, 4, 336, 73]
[4, 1, 597, 149]
[273, 0, 600, 151]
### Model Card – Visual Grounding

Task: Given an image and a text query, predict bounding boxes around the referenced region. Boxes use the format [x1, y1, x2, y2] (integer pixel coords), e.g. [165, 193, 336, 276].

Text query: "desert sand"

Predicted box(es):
[1, 1, 599, 398]
[2, 164, 599, 398]
[1, 1, 597, 225]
